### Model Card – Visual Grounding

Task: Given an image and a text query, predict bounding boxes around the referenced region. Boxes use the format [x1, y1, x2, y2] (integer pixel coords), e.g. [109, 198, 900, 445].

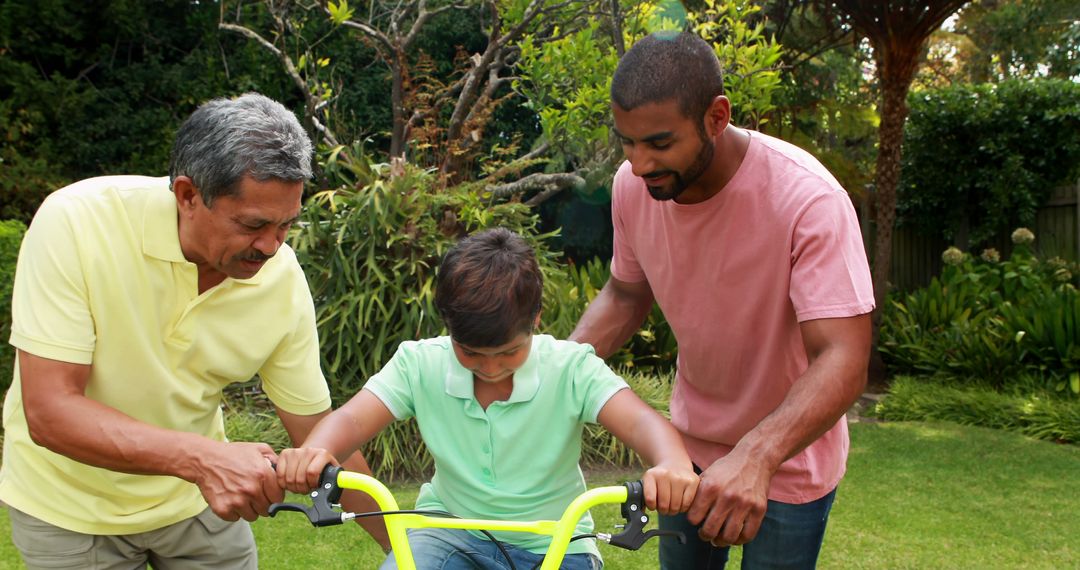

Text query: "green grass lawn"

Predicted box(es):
[1, 421, 1077, 568]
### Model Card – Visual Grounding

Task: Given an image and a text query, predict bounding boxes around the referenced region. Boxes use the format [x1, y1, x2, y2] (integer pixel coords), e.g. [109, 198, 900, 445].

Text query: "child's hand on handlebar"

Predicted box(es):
[642, 461, 699, 516]
[275, 447, 340, 494]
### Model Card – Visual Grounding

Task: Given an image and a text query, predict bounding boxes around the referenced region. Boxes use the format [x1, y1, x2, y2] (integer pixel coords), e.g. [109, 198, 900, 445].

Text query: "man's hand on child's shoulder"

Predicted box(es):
[275, 447, 339, 494]
[642, 461, 700, 515]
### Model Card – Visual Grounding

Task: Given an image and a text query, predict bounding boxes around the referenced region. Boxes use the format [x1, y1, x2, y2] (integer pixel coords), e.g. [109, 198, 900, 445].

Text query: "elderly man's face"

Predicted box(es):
[181, 176, 303, 283]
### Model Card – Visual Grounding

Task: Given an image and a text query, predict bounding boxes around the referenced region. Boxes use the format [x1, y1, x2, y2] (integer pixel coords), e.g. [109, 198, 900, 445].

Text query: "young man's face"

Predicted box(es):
[452, 332, 533, 385]
[612, 99, 715, 202]
[178, 176, 303, 282]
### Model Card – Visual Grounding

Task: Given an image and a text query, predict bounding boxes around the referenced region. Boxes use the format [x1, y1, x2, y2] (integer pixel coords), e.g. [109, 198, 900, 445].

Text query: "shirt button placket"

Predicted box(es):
[483, 419, 496, 484]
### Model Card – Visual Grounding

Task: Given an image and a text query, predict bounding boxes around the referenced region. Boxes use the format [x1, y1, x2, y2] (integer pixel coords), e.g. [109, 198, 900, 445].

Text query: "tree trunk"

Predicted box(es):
[868, 50, 919, 386]
[871, 74, 910, 313]
[389, 48, 407, 159]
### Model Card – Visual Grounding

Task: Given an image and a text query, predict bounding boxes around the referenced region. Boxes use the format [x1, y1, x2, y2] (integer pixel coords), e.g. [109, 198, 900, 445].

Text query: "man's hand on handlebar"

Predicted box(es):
[189, 441, 282, 522]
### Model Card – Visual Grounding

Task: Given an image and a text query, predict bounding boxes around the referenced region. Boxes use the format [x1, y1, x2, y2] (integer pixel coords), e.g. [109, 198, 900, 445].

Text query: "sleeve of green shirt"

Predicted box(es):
[568, 342, 629, 424]
[363, 341, 420, 420]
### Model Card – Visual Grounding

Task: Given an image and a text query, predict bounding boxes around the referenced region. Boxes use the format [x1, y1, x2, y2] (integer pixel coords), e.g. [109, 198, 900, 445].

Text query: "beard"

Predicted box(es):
[645, 135, 715, 201]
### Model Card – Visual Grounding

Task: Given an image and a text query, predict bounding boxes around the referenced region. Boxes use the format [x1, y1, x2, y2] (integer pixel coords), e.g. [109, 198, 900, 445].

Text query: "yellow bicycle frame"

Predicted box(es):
[336, 471, 629, 570]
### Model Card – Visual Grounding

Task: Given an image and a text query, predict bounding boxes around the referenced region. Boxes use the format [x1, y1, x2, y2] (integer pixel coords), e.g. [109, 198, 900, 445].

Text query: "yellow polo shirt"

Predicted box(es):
[1, 175, 331, 534]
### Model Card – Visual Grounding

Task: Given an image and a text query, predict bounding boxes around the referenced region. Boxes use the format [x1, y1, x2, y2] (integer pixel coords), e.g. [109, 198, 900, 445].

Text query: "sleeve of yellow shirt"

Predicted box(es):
[257, 254, 332, 416]
[9, 193, 97, 365]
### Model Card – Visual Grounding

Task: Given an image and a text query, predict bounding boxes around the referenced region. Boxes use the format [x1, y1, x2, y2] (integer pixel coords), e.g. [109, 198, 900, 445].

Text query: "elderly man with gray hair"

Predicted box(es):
[1, 93, 387, 569]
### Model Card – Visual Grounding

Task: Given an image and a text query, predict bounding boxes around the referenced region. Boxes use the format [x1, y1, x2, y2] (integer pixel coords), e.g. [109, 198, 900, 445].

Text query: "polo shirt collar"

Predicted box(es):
[140, 181, 268, 286]
[443, 337, 541, 403]
[142, 182, 186, 263]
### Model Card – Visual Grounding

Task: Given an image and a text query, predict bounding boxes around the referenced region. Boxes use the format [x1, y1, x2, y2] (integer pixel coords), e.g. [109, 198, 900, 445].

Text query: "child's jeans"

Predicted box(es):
[379, 528, 602, 570]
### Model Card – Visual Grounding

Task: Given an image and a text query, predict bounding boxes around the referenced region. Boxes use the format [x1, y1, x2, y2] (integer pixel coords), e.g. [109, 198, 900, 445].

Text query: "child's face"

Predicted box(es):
[451, 332, 533, 384]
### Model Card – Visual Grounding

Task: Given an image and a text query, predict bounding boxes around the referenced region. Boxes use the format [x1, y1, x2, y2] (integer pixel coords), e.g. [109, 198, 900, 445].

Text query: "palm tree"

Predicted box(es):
[816, 0, 969, 362]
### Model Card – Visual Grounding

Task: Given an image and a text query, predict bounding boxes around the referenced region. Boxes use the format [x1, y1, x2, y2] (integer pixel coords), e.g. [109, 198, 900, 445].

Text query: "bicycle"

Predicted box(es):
[270, 465, 685, 570]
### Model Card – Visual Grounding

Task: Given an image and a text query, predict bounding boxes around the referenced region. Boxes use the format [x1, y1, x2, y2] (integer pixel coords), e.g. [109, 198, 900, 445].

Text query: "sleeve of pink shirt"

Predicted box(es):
[609, 162, 646, 284]
[788, 189, 876, 321]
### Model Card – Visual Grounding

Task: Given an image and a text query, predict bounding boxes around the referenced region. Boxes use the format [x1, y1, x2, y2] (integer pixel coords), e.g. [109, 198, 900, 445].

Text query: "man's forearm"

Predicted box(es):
[732, 334, 868, 472]
[27, 391, 224, 482]
[569, 281, 652, 358]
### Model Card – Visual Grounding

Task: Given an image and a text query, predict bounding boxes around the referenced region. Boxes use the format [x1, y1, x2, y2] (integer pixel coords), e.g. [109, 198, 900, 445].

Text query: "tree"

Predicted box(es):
[221, 0, 626, 187]
[816, 0, 969, 341]
[691, 0, 785, 130]
[0, 0, 292, 221]
[757, 1, 878, 197]
[919, 0, 1080, 86]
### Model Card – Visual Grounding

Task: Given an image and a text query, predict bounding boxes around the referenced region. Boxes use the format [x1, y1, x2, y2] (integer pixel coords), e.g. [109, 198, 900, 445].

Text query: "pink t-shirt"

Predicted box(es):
[611, 131, 875, 503]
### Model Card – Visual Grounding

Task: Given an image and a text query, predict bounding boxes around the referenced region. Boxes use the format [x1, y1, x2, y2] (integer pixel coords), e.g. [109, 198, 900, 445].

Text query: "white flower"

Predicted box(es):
[942, 246, 964, 266]
[1011, 228, 1035, 244]
[980, 248, 1000, 263]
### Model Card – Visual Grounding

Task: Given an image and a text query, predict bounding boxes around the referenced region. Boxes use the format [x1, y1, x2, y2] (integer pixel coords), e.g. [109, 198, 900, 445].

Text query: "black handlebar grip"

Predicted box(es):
[267, 463, 345, 527]
[608, 480, 687, 550]
[319, 464, 344, 504]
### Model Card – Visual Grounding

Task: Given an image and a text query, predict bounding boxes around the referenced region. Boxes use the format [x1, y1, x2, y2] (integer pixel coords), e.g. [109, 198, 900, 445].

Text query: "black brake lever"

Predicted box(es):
[268, 464, 347, 527]
[605, 480, 687, 550]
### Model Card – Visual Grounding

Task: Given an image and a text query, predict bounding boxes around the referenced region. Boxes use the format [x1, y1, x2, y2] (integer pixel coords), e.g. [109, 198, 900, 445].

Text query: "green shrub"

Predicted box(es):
[881, 232, 1080, 393]
[899, 79, 1080, 245]
[872, 376, 1080, 444]
[0, 220, 27, 393]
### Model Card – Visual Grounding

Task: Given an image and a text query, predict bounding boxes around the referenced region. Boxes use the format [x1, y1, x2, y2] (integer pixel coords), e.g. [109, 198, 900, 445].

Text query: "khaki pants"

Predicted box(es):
[8, 506, 257, 570]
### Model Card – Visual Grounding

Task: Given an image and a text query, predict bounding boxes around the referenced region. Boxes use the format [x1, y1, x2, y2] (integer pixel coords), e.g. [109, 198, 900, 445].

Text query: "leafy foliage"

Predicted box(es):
[0, 0, 297, 221]
[873, 376, 1080, 444]
[918, 0, 1080, 85]
[691, 0, 785, 129]
[543, 257, 677, 372]
[881, 234, 1080, 393]
[0, 220, 27, 392]
[765, 45, 878, 198]
[515, 20, 622, 173]
[898, 79, 1080, 246]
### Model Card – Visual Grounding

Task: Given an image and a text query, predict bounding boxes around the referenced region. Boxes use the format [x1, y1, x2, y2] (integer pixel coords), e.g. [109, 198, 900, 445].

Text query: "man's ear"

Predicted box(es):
[173, 176, 200, 216]
[703, 95, 732, 139]
[533, 311, 542, 330]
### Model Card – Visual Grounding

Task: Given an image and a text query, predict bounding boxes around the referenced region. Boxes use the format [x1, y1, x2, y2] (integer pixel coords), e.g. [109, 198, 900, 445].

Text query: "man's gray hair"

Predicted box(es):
[169, 93, 313, 206]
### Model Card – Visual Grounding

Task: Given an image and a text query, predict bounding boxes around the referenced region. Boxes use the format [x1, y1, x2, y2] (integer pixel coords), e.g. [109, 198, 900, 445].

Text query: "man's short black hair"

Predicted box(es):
[435, 228, 543, 347]
[611, 31, 725, 124]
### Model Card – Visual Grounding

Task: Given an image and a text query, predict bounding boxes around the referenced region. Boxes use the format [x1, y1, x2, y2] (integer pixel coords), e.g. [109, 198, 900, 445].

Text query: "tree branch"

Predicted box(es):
[487, 172, 585, 202]
[219, 21, 340, 147]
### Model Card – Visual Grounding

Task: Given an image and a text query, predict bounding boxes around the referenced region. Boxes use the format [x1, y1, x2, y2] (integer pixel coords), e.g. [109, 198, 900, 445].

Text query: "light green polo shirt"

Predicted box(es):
[364, 334, 629, 558]
[1, 175, 331, 534]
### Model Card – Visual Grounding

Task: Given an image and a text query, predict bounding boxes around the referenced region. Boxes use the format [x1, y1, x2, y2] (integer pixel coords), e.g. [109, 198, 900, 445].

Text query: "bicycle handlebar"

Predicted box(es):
[269, 464, 684, 570]
[268, 465, 349, 526]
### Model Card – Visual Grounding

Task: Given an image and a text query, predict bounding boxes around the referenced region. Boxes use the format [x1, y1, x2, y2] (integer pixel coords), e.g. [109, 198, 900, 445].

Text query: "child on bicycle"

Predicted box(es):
[275, 227, 698, 570]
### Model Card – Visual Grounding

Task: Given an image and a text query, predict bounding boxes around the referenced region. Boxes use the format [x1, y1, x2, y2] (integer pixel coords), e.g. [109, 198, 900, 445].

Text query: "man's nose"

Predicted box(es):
[626, 147, 657, 178]
[253, 227, 284, 256]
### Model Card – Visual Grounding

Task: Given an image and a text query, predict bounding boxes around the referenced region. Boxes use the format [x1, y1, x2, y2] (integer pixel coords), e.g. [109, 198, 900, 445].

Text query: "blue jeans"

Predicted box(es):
[658, 488, 837, 570]
[379, 528, 602, 570]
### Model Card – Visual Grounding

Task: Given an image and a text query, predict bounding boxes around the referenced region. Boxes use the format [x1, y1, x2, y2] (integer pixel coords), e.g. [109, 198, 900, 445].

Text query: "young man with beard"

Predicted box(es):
[570, 32, 875, 569]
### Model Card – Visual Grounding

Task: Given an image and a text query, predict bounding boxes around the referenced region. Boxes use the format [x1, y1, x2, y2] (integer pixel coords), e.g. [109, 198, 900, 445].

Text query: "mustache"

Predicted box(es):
[643, 170, 676, 179]
[240, 252, 273, 263]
